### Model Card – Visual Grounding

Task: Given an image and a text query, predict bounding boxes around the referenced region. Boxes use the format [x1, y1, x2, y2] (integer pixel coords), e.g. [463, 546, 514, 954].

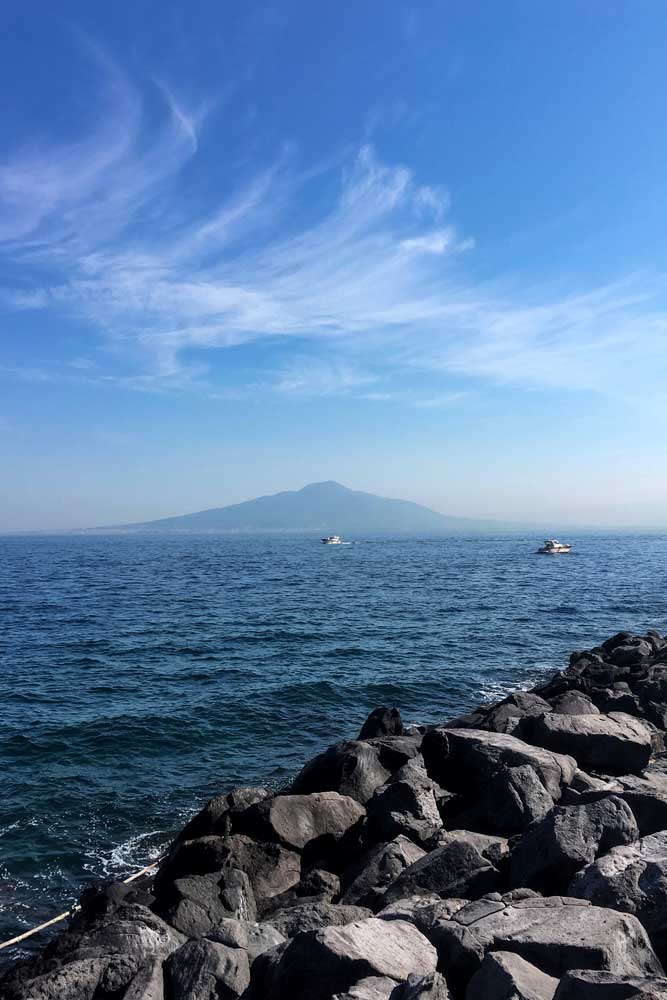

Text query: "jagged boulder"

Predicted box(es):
[341, 836, 427, 909]
[156, 868, 257, 936]
[554, 969, 667, 998]
[333, 977, 398, 999]
[394, 972, 450, 998]
[426, 897, 663, 994]
[205, 918, 285, 961]
[466, 951, 558, 1000]
[237, 791, 366, 856]
[177, 786, 271, 842]
[383, 840, 499, 905]
[165, 937, 250, 999]
[221, 835, 301, 904]
[422, 728, 577, 801]
[261, 917, 438, 1000]
[266, 901, 373, 937]
[289, 740, 392, 804]
[510, 796, 639, 893]
[358, 708, 404, 740]
[569, 830, 667, 961]
[434, 829, 508, 866]
[366, 759, 443, 846]
[524, 713, 654, 774]
[550, 691, 601, 716]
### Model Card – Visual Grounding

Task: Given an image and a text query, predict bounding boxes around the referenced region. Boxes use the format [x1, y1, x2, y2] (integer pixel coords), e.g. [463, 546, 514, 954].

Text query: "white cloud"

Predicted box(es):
[2, 45, 667, 403]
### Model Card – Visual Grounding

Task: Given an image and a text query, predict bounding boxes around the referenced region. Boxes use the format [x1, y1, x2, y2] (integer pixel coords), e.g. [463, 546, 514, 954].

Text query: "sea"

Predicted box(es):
[1, 530, 666, 964]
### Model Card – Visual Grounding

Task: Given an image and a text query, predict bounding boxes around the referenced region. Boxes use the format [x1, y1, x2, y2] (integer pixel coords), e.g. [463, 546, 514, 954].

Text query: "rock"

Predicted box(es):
[421, 728, 577, 802]
[205, 918, 286, 961]
[554, 969, 667, 997]
[299, 867, 341, 899]
[428, 896, 663, 994]
[178, 786, 271, 842]
[434, 829, 508, 866]
[367, 736, 424, 772]
[482, 692, 554, 734]
[267, 901, 373, 937]
[551, 691, 601, 715]
[510, 796, 639, 893]
[358, 707, 404, 740]
[366, 760, 443, 846]
[483, 762, 555, 833]
[223, 835, 301, 903]
[165, 937, 250, 999]
[376, 894, 459, 926]
[569, 830, 667, 962]
[155, 835, 232, 890]
[341, 836, 427, 909]
[609, 640, 653, 667]
[393, 972, 450, 998]
[1, 958, 113, 1000]
[332, 977, 399, 1000]
[524, 713, 653, 774]
[466, 951, 558, 1000]
[263, 917, 437, 1000]
[289, 740, 392, 804]
[267, 903, 373, 937]
[239, 791, 366, 855]
[383, 839, 499, 905]
[156, 868, 257, 936]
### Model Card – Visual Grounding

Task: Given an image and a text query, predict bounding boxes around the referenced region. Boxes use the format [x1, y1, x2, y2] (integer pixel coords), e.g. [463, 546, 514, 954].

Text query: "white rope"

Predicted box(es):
[0, 856, 164, 951]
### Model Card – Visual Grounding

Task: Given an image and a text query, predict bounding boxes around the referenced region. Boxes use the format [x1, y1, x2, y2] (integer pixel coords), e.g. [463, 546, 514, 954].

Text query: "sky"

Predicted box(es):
[2, 1, 667, 530]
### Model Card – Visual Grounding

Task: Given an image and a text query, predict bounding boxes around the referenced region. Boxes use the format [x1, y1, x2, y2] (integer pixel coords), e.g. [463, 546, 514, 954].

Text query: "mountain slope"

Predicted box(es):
[116, 481, 505, 533]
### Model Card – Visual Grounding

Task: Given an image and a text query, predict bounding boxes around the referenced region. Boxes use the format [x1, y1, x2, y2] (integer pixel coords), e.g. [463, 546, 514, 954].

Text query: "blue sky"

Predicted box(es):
[2, 1, 667, 530]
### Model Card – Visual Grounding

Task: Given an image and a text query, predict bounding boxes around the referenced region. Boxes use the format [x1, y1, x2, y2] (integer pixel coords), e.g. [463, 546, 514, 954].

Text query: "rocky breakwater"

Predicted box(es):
[6, 629, 667, 999]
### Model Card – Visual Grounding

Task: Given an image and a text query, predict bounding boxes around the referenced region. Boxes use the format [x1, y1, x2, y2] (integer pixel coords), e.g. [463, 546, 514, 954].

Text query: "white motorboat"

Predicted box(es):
[536, 539, 572, 554]
[321, 535, 342, 545]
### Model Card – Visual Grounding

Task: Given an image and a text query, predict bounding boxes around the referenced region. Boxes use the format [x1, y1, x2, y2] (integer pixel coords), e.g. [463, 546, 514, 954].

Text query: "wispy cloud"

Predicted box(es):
[2, 43, 667, 403]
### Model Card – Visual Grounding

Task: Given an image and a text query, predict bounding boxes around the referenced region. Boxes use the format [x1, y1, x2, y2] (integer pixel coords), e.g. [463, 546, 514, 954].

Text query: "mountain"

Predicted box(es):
[113, 481, 507, 533]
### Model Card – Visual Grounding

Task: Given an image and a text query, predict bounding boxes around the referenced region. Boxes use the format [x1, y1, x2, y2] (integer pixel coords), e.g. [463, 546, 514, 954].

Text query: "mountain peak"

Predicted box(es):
[300, 481, 350, 494]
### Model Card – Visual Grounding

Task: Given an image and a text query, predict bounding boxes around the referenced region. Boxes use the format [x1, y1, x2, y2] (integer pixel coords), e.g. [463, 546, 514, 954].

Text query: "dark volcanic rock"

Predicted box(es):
[358, 707, 405, 740]
[510, 795, 639, 893]
[366, 759, 443, 847]
[394, 972, 451, 998]
[341, 836, 427, 909]
[466, 950, 559, 1000]
[205, 917, 285, 961]
[484, 762, 555, 833]
[222, 835, 301, 903]
[332, 977, 399, 999]
[165, 937, 250, 999]
[238, 791, 365, 856]
[422, 728, 577, 800]
[428, 896, 663, 995]
[569, 830, 667, 962]
[289, 740, 392, 804]
[267, 901, 373, 937]
[382, 840, 499, 905]
[524, 712, 654, 773]
[550, 691, 601, 716]
[554, 969, 667, 998]
[156, 868, 257, 936]
[261, 917, 437, 1000]
[177, 786, 271, 842]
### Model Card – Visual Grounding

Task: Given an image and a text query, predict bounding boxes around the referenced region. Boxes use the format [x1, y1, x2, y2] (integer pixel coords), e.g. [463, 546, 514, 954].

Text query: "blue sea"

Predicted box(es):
[1, 531, 667, 962]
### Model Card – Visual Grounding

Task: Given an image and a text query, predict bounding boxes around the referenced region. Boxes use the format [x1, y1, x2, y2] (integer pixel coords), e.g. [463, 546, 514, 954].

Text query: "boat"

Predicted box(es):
[321, 535, 342, 545]
[536, 539, 572, 554]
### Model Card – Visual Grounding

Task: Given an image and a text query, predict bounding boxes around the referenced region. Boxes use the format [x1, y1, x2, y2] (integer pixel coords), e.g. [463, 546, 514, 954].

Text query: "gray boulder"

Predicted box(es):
[483, 762, 555, 833]
[466, 951, 558, 1000]
[290, 740, 392, 804]
[428, 896, 663, 994]
[524, 713, 653, 774]
[165, 937, 250, 999]
[551, 691, 601, 716]
[366, 759, 443, 846]
[223, 834, 301, 903]
[205, 918, 285, 961]
[239, 791, 365, 854]
[434, 829, 508, 866]
[358, 707, 404, 740]
[421, 728, 577, 802]
[554, 969, 667, 998]
[263, 917, 437, 1000]
[569, 830, 667, 961]
[393, 972, 450, 998]
[510, 796, 639, 893]
[342, 836, 427, 909]
[333, 977, 399, 1000]
[267, 901, 373, 937]
[177, 786, 271, 842]
[157, 868, 257, 936]
[383, 839, 499, 905]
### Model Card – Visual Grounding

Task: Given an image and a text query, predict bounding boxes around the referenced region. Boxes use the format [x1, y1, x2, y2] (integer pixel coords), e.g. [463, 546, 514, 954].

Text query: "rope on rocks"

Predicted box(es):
[0, 856, 165, 951]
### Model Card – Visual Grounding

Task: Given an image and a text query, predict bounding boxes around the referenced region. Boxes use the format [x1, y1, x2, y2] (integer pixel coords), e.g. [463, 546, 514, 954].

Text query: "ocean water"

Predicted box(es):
[1, 530, 666, 962]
